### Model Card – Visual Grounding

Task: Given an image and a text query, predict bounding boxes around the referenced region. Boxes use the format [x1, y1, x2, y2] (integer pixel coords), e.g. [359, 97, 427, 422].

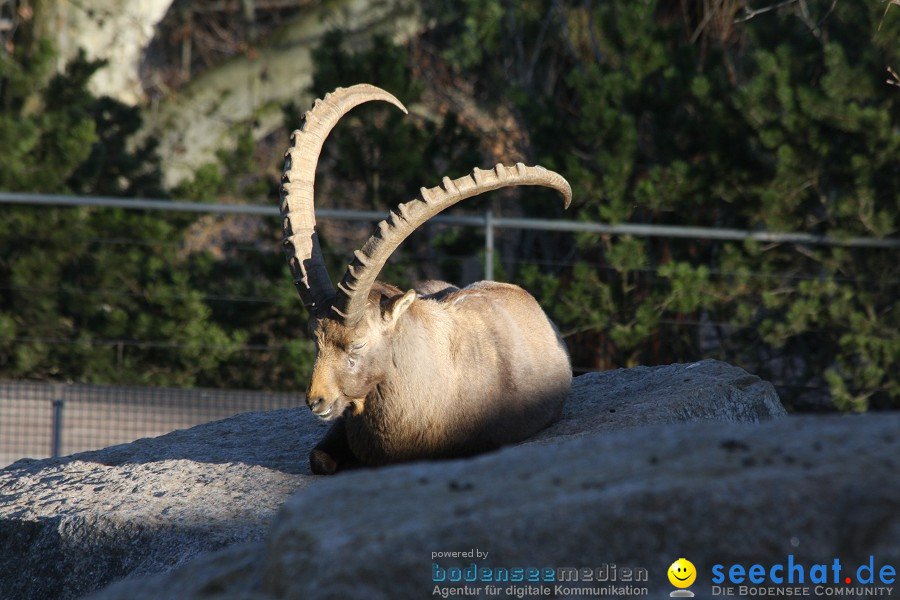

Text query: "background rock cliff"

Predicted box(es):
[38, 0, 423, 187]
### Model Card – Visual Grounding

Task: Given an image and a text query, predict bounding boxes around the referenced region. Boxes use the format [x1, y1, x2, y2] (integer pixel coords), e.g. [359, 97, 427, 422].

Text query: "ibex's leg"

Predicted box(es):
[309, 417, 356, 475]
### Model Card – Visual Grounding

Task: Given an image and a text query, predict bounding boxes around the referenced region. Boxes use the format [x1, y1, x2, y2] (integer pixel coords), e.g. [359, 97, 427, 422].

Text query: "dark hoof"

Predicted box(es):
[310, 449, 338, 475]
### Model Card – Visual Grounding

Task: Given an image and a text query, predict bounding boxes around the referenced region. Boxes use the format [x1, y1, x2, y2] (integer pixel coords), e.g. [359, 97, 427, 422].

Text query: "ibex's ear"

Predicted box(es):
[383, 289, 416, 326]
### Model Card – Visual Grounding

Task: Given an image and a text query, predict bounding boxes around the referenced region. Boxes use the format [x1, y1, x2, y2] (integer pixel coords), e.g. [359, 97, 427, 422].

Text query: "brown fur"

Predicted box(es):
[306, 280, 571, 474]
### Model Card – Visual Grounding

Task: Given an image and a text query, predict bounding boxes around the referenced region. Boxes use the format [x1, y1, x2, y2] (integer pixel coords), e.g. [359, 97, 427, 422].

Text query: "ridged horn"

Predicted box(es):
[332, 163, 572, 325]
[280, 84, 408, 316]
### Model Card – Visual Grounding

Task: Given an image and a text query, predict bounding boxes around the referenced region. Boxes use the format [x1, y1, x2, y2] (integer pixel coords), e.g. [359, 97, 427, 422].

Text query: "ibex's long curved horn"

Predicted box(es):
[281, 84, 408, 316]
[332, 163, 572, 325]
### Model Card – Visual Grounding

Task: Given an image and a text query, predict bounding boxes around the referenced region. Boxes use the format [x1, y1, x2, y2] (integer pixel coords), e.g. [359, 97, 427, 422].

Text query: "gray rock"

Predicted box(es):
[0, 408, 324, 600]
[259, 413, 900, 600]
[530, 359, 786, 443]
[91, 413, 899, 600]
[0, 360, 784, 599]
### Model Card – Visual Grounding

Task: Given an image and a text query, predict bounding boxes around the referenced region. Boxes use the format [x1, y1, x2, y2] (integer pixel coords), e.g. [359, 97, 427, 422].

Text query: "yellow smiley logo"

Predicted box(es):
[668, 558, 697, 588]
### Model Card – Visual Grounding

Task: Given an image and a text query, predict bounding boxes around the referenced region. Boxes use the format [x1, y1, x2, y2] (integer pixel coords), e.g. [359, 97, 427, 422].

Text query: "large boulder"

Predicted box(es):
[94, 411, 898, 600]
[254, 413, 899, 600]
[0, 360, 786, 599]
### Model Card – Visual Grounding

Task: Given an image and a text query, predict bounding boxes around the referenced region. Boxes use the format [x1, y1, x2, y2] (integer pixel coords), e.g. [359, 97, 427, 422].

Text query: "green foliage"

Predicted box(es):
[0, 205, 245, 386]
[0, 43, 93, 191]
[171, 134, 320, 390]
[0, 27, 482, 392]
[172, 129, 267, 204]
[0, 34, 237, 386]
[184, 233, 316, 391]
[434, 0, 898, 409]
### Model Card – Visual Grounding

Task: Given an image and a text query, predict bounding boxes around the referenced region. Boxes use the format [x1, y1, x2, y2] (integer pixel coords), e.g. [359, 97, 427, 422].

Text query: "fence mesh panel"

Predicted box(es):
[0, 381, 303, 468]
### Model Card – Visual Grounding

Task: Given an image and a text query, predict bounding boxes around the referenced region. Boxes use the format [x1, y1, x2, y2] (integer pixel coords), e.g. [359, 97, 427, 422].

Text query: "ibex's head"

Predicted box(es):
[280, 84, 571, 420]
[304, 282, 416, 419]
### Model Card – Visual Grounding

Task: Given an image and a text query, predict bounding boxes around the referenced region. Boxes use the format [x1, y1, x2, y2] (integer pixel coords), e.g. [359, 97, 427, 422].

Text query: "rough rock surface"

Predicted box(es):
[143, 0, 422, 187]
[0, 360, 785, 599]
[96, 413, 898, 600]
[40, 0, 423, 186]
[47, 0, 174, 104]
[529, 359, 785, 443]
[0, 409, 324, 600]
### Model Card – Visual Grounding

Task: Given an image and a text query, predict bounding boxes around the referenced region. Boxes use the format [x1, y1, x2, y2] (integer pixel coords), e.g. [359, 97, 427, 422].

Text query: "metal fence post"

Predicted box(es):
[485, 209, 494, 280]
[51, 399, 63, 458]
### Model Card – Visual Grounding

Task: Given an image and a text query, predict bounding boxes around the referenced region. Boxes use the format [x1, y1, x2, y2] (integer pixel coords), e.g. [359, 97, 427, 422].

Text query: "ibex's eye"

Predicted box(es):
[346, 341, 365, 369]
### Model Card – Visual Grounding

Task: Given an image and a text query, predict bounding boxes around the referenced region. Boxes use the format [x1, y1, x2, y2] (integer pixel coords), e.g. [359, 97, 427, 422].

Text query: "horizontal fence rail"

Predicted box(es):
[4, 191, 897, 283]
[2, 191, 897, 248]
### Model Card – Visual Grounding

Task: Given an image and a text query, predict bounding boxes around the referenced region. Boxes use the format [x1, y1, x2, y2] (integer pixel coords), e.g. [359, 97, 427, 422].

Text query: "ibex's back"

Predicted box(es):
[277, 84, 573, 474]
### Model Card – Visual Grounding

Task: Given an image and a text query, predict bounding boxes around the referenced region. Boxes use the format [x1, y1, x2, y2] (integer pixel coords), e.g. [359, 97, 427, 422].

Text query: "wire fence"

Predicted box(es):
[0, 380, 303, 468]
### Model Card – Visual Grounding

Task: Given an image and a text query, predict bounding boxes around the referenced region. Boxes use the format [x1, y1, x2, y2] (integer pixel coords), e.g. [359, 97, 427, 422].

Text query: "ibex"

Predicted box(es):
[280, 84, 572, 475]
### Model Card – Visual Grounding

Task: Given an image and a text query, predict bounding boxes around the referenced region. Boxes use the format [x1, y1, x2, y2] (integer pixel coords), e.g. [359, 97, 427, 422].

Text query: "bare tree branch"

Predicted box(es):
[734, 0, 799, 24]
[880, 0, 900, 30]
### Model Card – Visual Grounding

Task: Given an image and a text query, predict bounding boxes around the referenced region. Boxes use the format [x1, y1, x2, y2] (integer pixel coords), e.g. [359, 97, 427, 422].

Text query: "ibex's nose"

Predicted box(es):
[307, 393, 327, 414]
